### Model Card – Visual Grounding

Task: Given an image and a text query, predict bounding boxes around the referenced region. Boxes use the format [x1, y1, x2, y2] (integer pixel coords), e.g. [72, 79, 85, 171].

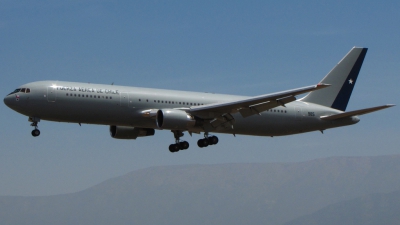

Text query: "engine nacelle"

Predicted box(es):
[110, 126, 155, 139]
[156, 109, 196, 130]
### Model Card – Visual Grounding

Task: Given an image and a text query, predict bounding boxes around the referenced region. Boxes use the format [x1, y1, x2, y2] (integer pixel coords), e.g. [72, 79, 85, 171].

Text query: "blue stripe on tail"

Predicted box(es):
[331, 48, 368, 111]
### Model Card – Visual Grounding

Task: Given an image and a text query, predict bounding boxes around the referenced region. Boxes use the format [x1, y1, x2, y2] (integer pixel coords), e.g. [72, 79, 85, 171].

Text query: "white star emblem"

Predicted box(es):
[348, 79, 353, 84]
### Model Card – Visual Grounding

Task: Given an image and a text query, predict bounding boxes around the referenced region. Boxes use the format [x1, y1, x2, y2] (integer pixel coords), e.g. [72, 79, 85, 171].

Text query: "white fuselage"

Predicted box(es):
[4, 80, 358, 137]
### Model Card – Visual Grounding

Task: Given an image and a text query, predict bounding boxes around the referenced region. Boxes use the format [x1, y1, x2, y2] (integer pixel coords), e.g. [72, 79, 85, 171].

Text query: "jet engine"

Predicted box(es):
[109, 126, 155, 139]
[156, 109, 196, 130]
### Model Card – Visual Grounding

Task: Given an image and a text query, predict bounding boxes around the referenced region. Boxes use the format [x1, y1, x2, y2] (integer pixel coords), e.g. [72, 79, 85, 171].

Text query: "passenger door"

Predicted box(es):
[47, 87, 56, 102]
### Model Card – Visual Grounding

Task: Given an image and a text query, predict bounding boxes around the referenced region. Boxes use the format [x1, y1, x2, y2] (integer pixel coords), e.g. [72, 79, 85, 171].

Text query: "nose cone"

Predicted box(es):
[4, 95, 16, 109]
[4, 95, 11, 107]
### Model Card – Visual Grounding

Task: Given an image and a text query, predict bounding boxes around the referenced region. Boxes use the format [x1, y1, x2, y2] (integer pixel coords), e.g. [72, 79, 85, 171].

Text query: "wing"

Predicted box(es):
[190, 83, 330, 120]
[320, 104, 395, 120]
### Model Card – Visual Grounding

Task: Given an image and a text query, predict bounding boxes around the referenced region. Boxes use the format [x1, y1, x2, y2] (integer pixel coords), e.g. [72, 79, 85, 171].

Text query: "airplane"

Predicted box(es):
[4, 47, 394, 152]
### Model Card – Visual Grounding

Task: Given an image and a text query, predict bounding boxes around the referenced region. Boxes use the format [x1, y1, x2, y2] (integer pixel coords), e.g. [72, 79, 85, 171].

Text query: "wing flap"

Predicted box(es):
[239, 96, 296, 118]
[320, 104, 395, 120]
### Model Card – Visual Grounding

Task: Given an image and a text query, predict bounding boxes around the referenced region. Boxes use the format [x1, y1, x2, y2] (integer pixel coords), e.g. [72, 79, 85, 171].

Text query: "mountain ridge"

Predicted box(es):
[1, 154, 400, 225]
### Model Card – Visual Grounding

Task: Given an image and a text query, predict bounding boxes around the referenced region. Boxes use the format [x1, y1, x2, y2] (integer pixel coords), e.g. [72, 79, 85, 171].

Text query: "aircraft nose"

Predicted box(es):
[4, 95, 14, 108]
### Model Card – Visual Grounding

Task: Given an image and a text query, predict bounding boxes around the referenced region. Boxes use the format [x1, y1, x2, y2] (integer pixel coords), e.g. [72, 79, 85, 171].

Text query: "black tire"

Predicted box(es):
[31, 129, 40, 137]
[197, 139, 204, 148]
[180, 141, 189, 150]
[201, 138, 209, 147]
[169, 144, 179, 153]
[208, 136, 219, 145]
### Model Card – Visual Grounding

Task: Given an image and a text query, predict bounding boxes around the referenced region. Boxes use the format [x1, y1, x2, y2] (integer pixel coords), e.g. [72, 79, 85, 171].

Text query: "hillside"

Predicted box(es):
[284, 189, 400, 225]
[1, 155, 400, 225]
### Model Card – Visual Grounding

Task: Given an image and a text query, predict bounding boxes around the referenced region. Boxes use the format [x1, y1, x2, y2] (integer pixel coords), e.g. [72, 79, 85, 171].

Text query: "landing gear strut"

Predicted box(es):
[197, 132, 218, 148]
[169, 130, 189, 153]
[29, 117, 40, 137]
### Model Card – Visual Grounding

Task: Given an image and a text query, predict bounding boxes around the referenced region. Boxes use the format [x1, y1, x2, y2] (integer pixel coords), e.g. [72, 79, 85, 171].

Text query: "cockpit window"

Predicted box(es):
[7, 88, 31, 96]
[7, 89, 21, 96]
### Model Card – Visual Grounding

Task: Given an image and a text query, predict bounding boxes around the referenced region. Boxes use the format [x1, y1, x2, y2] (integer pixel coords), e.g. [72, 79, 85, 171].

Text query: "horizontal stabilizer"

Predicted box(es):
[320, 104, 395, 120]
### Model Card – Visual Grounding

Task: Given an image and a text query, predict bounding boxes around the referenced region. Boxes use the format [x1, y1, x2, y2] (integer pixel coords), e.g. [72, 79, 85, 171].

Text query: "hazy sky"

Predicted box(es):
[1, 1, 399, 196]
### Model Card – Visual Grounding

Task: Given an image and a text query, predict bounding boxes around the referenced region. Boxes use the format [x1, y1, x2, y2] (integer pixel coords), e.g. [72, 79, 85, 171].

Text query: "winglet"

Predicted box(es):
[316, 83, 331, 89]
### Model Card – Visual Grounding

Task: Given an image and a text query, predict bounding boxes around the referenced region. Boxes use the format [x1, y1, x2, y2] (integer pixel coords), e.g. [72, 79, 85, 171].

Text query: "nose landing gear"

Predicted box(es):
[29, 117, 41, 137]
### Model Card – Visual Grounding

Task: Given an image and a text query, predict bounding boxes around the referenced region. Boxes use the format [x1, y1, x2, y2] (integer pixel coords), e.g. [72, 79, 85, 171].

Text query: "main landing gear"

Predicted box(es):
[197, 133, 219, 148]
[168, 131, 219, 153]
[29, 117, 40, 137]
[169, 131, 189, 153]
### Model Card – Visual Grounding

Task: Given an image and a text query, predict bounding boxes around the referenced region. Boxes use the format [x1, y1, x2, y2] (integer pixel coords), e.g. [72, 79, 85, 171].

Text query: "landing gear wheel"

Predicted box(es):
[208, 136, 219, 145]
[31, 129, 40, 137]
[202, 138, 209, 147]
[197, 139, 204, 148]
[169, 130, 190, 152]
[169, 144, 180, 153]
[179, 141, 189, 150]
[29, 117, 41, 137]
[197, 138, 209, 148]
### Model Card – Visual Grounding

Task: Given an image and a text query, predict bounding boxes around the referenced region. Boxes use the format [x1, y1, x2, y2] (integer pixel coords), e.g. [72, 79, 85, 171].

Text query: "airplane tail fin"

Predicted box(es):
[301, 47, 368, 111]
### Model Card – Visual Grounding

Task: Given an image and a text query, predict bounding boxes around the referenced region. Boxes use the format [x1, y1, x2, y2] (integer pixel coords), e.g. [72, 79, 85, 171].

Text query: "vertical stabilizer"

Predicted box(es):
[301, 47, 368, 111]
